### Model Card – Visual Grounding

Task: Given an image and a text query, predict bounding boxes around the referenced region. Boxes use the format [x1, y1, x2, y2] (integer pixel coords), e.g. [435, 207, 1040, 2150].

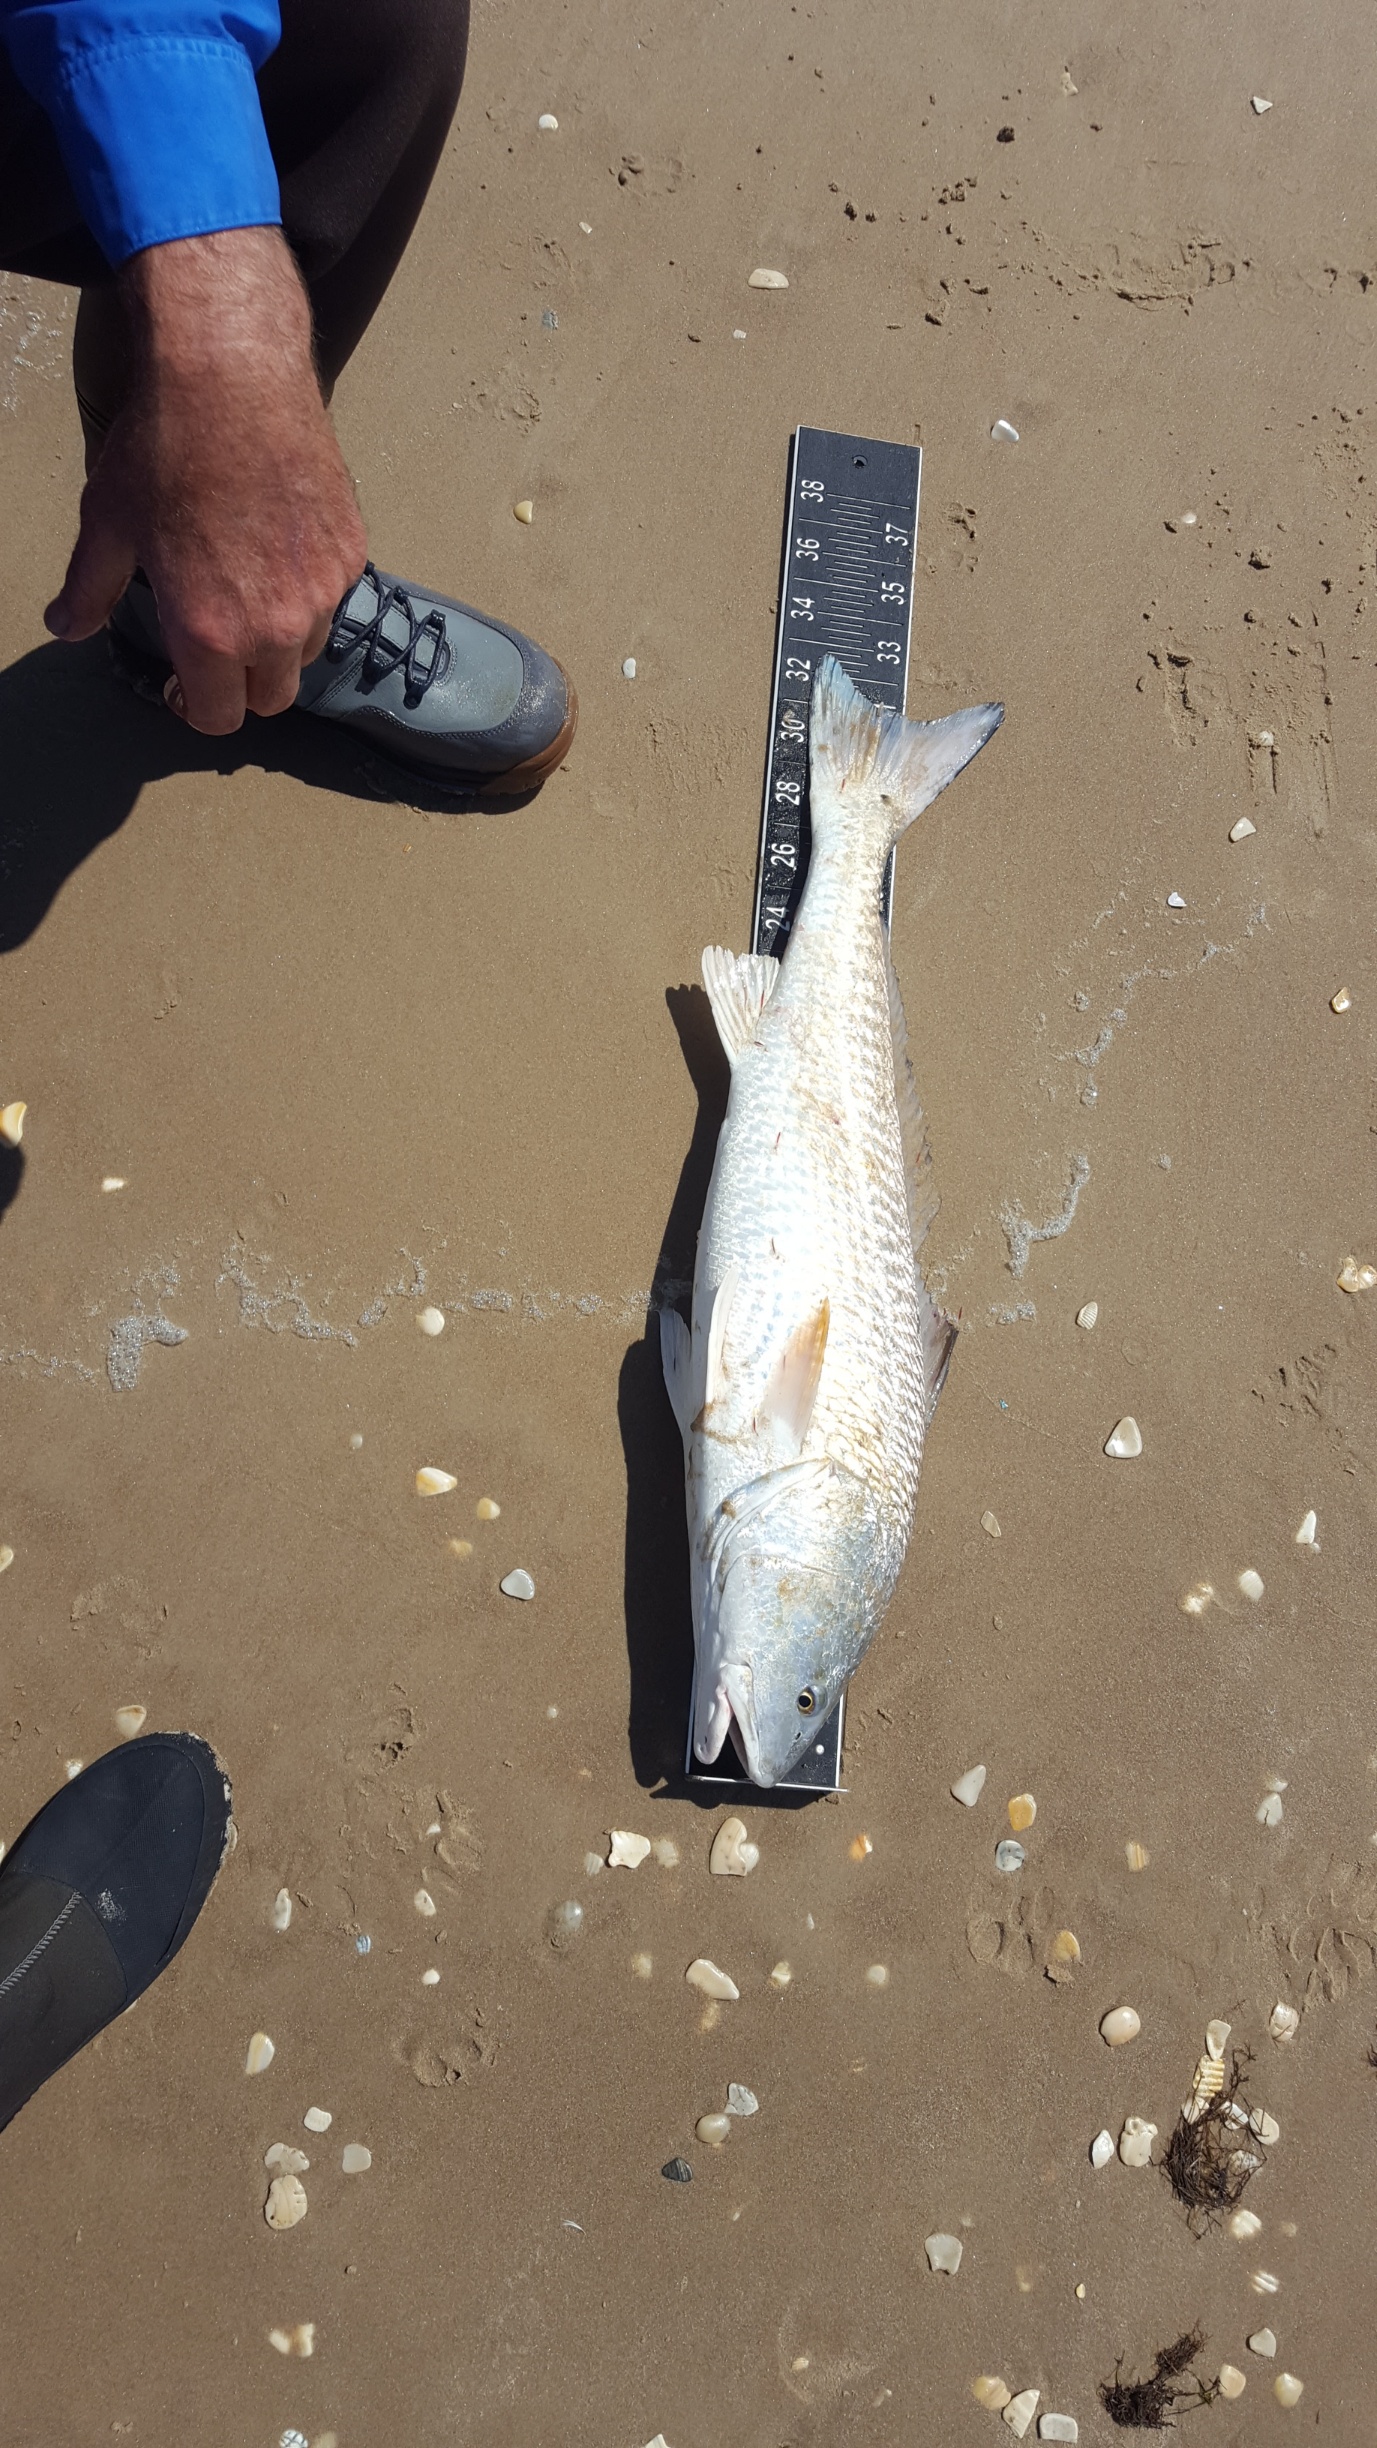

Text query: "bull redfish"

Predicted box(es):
[661, 656, 1003, 1786]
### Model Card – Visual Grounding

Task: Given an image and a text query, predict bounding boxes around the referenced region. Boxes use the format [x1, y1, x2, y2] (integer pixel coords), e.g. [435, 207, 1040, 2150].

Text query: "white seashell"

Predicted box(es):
[1217, 2365, 1246, 2398]
[513, 499, 534, 524]
[709, 1815, 760, 1875]
[980, 1509, 1001, 1537]
[101, 1175, 126, 1190]
[973, 2377, 1013, 2412]
[1090, 2129, 1115, 2168]
[651, 1837, 679, 1867]
[1038, 2420, 1078, 2445]
[1247, 2327, 1277, 2356]
[421, 1968, 441, 1986]
[1205, 2018, 1231, 2061]
[748, 267, 789, 288]
[1003, 2391, 1040, 2439]
[1166, 891, 1187, 909]
[1100, 2005, 1141, 2046]
[1229, 816, 1257, 841]
[1125, 1841, 1150, 1871]
[990, 418, 1020, 443]
[1230, 2208, 1263, 2240]
[1269, 2001, 1299, 2042]
[113, 1704, 147, 1740]
[1184, 2054, 1225, 2120]
[448, 1538, 474, 1560]
[631, 1951, 653, 1978]
[0, 1100, 26, 1146]
[1256, 1793, 1283, 1827]
[341, 2143, 372, 2174]
[0, 1545, 12, 1574]
[770, 1961, 792, 1987]
[580, 220, 593, 234]
[924, 2232, 962, 2274]
[416, 1305, 446, 1336]
[1274, 2373, 1303, 2408]
[349, 1431, 364, 1449]
[64, 1760, 83, 1780]
[415, 1466, 457, 1495]
[583, 1850, 605, 1876]
[725, 2083, 758, 2117]
[1251, 2268, 1280, 2295]
[1178, 510, 1199, 526]
[415, 1887, 437, 1916]
[1251, 2108, 1280, 2145]
[866, 1963, 889, 1988]
[1076, 1301, 1098, 1328]
[732, 327, 747, 338]
[272, 1887, 293, 1931]
[1295, 1510, 1317, 1547]
[1330, 987, 1352, 1013]
[1118, 2116, 1157, 2167]
[537, 112, 559, 129]
[245, 2031, 275, 2076]
[500, 1568, 536, 1601]
[995, 1839, 1025, 1873]
[268, 2322, 315, 2358]
[476, 1496, 501, 1519]
[303, 2106, 332, 2133]
[1180, 1582, 1215, 1616]
[1237, 1568, 1265, 1601]
[1251, 94, 1273, 113]
[264, 2143, 309, 2174]
[1338, 1257, 1377, 1294]
[1250, 728, 1274, 747]
[622, 658, 637, 679]
[951, 1764, 987, 1806]
[264, 2173, 307, 2228]
[695, 2112, 731, 2144]
[1104, 1416, 1142, 1458]
[685, 1957, 739, 2000]
[608, 1829, 652, 1868]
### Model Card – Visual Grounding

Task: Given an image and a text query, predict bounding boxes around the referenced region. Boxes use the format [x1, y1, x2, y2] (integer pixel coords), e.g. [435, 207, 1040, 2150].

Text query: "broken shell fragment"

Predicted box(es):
[661, 2156, 692, 2183]
[341, 2143, 372, 2174]
[272, 1887, 293, 1932]
[622, 657, 637, 679]
[537, 111, 559, 130]
[1118, 2116, 1157, 2168]
[924, 2231, 963, 2274]
[1237, 1568, 1265, 1602]
[1248, 2327, 1277, 2356]
[951, 1764, 987, 1806]
[1205, 2018, 1231, 2060]
[1274, 2374, 1304, 2408]
[0, 1101, 26, 1146]
[980, 1509, 1001, 1537]
[1038, 2421, 1078, 2445]
[865, 1963, 889, 1988]
[448, 1538, 474, 1560]
[1075, 1301, 1098, 1328]
[264, 2143, 309, 2174]
[1295, 1510, 1317, 1547]
[415, 1466, 457, 1496]
[245, 2032, 275, 2076]
[1269, 2001, 1299, 2042]
[849, 1831, 874, 1861]
[416, 1305, 446, 1335]
[113, 1704, 147, 1740]
[695, 2112, 731, 2145]
[0, 1545, 12, 1574]
[990, 418, 1020, 444]
[1184, 2054, 1225, 2121]
[725, 2083, 758, 2117]
[268, 2323, 315, 2358]
[608, 1829, 652, 1869]
[414, 1887, 437, 1916]
[1251, 2268, 1280, 2295]
[973, 2377, 1013, 2412]
[652, 1837, 679, 1867]
[1003, 2391, 1039, 2439]
[421, 1967, 441, 1986]
[1217, 2364, 1246, 2398]
[1251, 2108, 1281, 2145]
[686, 1957, 739, 2001]
[1230, 2208, 1263, 2241]
[995, 1839, 1025, 1873]
[548, 1900, 584, 1948]
[500, 1568, 536, 1600]
[770, 1961, 792, 1988]
[1251, 94, 1273, 112]
[1125, 1841, 1150, 1871]
[1229, 815, 1257, 841]
[1338, 1256, 1377, 1294]
[265, 2173, 308, 2229]
[1257, 1793, 1284, 1827]
[1104, 1416, 1143, 1458]
[1330, 987, 1352, 1013]
[1049, 1929, 1081, 1965]
[748, 266, 789, 288]
[302, 2106, 332, 2133]
[709, 1815, 760, 1876]
[513, 499, 534, 523]
[1089, 2129, 1115, 2169]
[1007, 1793, 1037, 1832]
[1166, 890, 1186, 909]
[476, 1496, 501, 1519]
[1100, 2005, 1141, 2046]
[1180, 1582, 1215, 1616]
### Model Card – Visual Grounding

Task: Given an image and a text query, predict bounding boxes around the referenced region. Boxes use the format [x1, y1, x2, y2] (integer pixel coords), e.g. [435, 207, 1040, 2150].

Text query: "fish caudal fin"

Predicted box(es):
[701, 946, 780, 1064]
[809, 655, 1003, 852]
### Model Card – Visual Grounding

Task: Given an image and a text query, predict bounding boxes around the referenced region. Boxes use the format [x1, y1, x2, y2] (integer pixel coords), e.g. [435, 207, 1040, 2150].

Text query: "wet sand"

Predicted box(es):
[1, 3, 1375, 2441]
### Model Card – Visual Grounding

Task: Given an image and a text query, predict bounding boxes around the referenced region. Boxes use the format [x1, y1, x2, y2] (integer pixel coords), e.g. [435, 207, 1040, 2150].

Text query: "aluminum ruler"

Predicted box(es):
[685, 424, 923, 1797]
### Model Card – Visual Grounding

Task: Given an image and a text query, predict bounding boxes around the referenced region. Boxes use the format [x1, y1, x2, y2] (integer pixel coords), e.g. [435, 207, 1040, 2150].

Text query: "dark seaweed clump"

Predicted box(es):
[1161, 2049, 1268, 2235]
[1099, 2328, 1214, 2431]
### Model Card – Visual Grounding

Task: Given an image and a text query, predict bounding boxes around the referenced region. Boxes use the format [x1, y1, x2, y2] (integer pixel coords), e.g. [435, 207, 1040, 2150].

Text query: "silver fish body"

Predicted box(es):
[661, 658, 1002, 1784]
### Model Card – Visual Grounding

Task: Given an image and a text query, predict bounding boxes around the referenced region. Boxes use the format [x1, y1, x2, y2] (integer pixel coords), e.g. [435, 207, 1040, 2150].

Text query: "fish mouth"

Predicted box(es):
[693, 1659, 762, 1777]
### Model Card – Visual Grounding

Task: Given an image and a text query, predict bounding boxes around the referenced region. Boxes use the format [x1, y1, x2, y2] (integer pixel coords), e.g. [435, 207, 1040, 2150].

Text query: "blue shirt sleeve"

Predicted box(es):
[0, 2, 283, 265]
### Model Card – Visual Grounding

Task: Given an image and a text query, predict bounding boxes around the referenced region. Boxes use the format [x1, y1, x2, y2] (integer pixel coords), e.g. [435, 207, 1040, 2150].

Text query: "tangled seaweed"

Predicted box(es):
[1099, 2328, 1215, 2430]
[1162, 2048, 1267, 2235]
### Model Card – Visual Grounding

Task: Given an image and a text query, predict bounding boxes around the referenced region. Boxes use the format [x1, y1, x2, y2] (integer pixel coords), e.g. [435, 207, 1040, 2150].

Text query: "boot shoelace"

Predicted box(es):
[326, 563, 450, 708]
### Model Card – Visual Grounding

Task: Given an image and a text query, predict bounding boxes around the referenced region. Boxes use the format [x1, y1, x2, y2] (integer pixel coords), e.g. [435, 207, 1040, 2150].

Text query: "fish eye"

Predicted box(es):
[796, 1686, 817, 1715]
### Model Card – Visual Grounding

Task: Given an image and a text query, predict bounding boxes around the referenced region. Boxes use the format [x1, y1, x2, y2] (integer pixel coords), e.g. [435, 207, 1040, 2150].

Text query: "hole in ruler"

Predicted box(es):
[852, 454, 867, 467]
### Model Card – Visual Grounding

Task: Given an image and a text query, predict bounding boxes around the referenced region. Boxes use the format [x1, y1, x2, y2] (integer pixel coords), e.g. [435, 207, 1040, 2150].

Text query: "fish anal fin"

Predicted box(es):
[659, 1306, 695, 1440]
[701, 946, 781, 1065]
[760, 1297, 831, 1450]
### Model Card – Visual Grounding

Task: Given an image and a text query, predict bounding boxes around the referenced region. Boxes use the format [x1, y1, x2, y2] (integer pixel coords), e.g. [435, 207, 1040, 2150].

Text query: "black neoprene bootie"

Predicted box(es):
[0, 1733, 233, 2133]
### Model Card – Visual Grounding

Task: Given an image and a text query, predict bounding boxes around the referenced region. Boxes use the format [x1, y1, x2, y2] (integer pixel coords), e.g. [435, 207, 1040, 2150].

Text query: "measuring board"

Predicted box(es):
[685, 424, 924, 1798]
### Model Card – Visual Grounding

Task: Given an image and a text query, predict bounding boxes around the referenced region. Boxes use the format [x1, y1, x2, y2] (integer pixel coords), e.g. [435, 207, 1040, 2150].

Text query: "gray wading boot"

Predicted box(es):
[107, 562, 578, 798]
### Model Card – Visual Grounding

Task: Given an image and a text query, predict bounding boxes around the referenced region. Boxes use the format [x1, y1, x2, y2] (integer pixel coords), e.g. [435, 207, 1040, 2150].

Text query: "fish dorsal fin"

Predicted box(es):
[659, 1306, 695, 1440]
[703, 1263, 739, 1409]
[701, 947, 780, 1065]
[759, 1297, 830, 1451]
[886, 952, 959, 1424]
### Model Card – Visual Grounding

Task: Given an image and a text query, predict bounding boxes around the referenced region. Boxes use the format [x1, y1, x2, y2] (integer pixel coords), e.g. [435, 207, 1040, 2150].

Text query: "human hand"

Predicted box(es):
[45, 227, 368, 735]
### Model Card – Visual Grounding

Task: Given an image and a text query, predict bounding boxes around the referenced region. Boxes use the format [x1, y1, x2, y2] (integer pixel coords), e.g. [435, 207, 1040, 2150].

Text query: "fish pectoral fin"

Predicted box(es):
[759, 1297, 831, 1451]
[919, 1298, 959, 1426]
[703, 1262, 740, 1408]
[701, 946, 781, 1065]
[659, 1306, 696, 1439]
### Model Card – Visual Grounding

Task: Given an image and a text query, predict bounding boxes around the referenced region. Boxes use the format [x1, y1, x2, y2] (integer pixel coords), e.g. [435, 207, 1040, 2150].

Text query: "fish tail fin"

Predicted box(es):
[809, 655, 1003, 851]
